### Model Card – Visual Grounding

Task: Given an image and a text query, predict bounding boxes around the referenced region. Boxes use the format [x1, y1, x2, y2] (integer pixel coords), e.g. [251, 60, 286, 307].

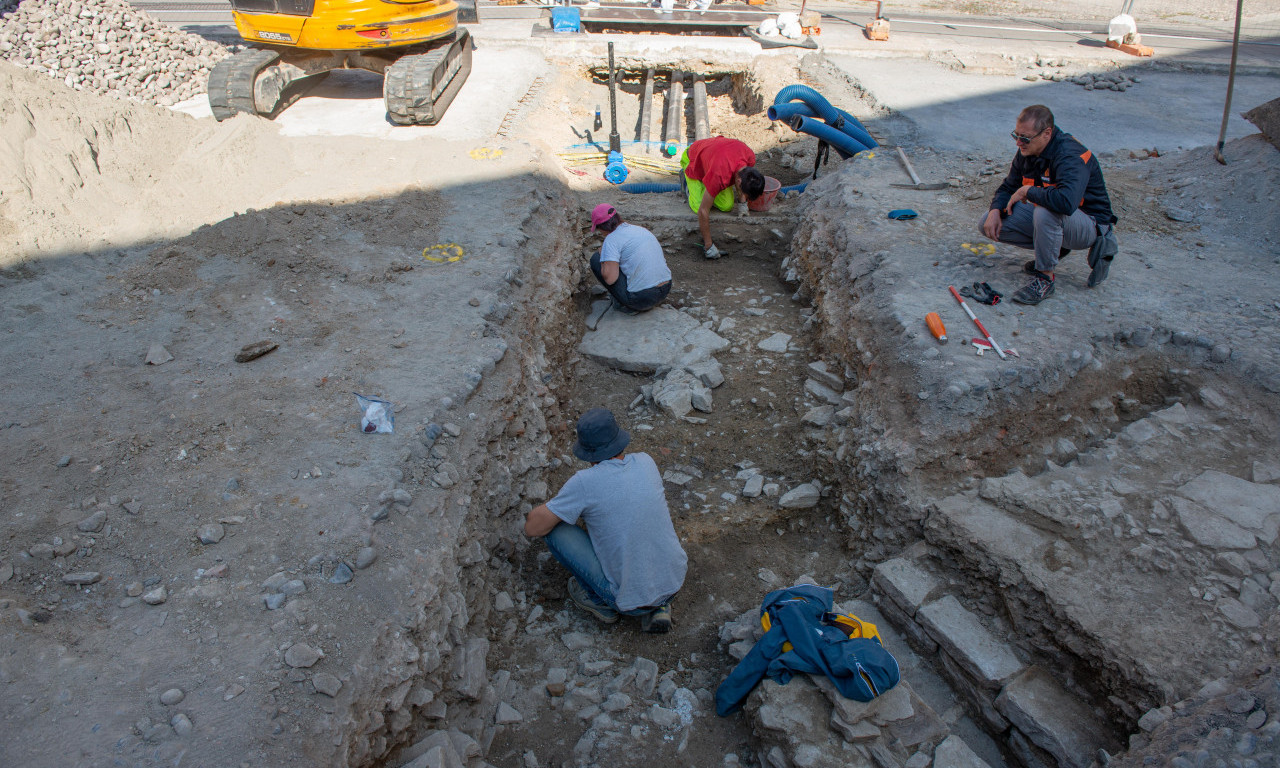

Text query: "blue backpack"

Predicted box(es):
[715, 584, 901, 716]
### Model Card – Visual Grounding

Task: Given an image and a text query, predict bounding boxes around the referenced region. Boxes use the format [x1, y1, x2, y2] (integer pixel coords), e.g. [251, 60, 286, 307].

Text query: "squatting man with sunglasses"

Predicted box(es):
[981, 104, 1120, 305]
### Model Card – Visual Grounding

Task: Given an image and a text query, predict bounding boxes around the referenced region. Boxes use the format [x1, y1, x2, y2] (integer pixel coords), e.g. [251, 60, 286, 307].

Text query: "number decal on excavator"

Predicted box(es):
[258, 31, 293, 42]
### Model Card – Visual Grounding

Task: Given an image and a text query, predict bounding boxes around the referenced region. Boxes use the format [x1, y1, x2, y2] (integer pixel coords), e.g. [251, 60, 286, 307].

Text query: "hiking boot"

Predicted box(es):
[1011, 272, 1055, 305]
[640, 604, 672, 634]
[567, 577, 619, 624]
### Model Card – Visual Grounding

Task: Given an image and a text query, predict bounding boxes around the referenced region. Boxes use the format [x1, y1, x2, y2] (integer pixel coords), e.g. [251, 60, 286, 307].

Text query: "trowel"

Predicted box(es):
[891, 147, 949, 190]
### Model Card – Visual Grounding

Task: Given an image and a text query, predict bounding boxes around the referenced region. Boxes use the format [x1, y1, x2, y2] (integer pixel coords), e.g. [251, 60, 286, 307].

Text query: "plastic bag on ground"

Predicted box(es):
[354, 393, 394, 434]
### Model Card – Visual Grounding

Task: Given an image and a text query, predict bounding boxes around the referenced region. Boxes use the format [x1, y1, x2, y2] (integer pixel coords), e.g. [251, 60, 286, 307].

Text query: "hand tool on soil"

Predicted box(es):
[892, 147, 949, 190]
[971, 338, 1019, 358]
[958, 282, 1002, 305]
[948, 285, 1007, 360]
[925, 312, 947, 343]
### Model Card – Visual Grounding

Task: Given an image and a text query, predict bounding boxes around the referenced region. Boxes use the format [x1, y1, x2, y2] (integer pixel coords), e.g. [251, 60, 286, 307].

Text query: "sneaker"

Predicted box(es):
[1011, 272, 1055, 305]
[639, 604, 672, 634]
[567, 577, 619, 624]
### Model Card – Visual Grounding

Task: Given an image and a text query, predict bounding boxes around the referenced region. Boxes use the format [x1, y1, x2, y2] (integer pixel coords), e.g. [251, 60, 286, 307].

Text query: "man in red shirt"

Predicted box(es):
[681, 136, 766, 259]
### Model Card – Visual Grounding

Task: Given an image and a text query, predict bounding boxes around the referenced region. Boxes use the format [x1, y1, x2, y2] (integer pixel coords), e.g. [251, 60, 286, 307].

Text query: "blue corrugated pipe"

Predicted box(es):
[619, 181, 682, 193]
[620, 181, 809, 198]
[768, 102, 878, 150]
[770, 85, 879, 149]
[789, 115, 869, 158]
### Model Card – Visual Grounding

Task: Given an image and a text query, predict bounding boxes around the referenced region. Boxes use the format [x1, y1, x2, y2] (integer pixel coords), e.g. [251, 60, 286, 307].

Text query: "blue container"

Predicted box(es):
[551, 7, 581, 32]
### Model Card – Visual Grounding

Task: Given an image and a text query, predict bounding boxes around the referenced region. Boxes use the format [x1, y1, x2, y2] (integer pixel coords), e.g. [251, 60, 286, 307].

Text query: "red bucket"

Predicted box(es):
[748, 176, 782, 212]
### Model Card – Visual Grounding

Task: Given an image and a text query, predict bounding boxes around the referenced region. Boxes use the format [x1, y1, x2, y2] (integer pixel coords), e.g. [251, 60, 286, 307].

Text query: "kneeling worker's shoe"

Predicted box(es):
[567, 577, 619, 624]
[640, 604, 672, 634]
[1011, 271, 1055, 305]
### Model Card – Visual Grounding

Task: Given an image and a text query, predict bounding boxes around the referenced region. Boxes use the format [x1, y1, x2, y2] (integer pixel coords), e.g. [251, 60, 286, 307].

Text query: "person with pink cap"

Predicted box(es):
[589, 203, 672, 315]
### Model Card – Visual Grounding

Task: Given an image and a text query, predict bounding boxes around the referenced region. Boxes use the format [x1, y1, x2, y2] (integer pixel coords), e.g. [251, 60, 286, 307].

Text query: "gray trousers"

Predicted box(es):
[982, 202, 1098, 273]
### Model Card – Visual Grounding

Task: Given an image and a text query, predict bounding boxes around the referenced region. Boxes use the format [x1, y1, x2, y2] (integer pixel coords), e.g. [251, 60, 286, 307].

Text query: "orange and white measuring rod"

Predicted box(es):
[948, 285, 1007, 360]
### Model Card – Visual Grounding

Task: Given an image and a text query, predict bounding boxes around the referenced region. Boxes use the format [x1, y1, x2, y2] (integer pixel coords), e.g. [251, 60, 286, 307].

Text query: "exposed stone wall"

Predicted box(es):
[337, 179, 587, 767]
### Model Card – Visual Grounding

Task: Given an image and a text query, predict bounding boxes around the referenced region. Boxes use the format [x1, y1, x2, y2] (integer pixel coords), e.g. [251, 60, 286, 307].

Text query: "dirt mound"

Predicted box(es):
[0, 0, 229, 106]
[1135, 133, 1280, 249]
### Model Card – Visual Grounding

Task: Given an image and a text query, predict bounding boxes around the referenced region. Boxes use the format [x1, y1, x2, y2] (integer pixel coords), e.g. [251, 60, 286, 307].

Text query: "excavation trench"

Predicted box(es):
[3, 36, 1278, 768]
[378, 58, 1280, 768]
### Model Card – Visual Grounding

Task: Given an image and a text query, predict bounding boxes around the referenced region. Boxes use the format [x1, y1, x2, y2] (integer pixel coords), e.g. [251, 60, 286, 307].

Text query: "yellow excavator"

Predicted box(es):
[208, 0, 473, 125]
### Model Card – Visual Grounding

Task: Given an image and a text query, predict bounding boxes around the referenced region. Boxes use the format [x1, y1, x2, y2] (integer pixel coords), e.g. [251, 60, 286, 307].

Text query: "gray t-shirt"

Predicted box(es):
[546, 452, 687, 611]
[601, 223, 671, 293]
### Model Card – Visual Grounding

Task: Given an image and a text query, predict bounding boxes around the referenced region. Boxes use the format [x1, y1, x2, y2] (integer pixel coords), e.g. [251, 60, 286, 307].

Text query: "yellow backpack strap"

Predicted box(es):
[825, 612, 882, 643]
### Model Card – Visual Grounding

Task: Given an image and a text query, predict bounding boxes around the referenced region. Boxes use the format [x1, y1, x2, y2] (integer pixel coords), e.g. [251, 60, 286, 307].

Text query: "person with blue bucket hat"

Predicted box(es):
[524, 408, 687, 633]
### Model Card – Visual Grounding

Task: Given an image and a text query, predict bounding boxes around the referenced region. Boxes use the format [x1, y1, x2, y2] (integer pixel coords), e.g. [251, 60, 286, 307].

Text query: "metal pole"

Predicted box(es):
[640, 68, 655, 155]
[1214, 0, 1244, 165]
[664, 70, 684, 156]
[607, 42, 621, 154]
[692, 74, 709, 142]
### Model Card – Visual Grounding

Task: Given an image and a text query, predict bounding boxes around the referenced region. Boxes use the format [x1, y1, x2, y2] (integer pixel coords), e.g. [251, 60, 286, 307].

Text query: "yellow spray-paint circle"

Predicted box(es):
[423, 243, 466, 264]
[469, 147, 503, 160]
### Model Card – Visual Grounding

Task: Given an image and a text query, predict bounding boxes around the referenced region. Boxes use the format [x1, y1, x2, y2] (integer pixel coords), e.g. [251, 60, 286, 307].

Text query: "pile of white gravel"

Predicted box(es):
[0, 0, 232, 106]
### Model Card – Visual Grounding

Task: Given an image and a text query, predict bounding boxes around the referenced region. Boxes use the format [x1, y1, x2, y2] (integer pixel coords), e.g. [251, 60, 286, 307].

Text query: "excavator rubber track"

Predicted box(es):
[207, 48, 281, 122]
[384, 29, 473, 126]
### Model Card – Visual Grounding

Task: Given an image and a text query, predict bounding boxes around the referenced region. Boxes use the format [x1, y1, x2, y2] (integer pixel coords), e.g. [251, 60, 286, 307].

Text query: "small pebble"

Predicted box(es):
[170, 713, 193, 736]
[312, 672, 342, 697]
[279, 579, 306, 595]
[284, 643, 323, 668]
[160, 688, 185, 706]
[355, 547, 377, 570]
[263, 593, 287, 610]
[56, 455, 72, 468]
[142, 586, 168, 605]
[329, 563, 353, 584]
[197, 523, 225, 545]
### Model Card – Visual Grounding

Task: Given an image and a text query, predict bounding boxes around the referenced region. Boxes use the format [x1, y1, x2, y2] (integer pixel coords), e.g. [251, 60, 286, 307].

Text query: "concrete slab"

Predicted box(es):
[175, 45, 548, 142]
[872, 557, 941, 617]
[578, 305, 728, 372]
[995, 667, 1111, 768]
[825, 55, 1278, 157]
[916, 595, 1025, 690]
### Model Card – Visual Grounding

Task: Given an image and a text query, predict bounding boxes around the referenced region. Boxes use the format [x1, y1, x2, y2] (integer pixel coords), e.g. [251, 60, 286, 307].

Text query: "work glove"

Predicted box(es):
[735, 202, 750, 217]
[704, 244, 723, 260]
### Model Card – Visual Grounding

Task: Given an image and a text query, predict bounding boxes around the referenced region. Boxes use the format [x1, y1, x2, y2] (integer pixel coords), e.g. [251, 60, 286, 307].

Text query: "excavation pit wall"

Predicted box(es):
[761, 148, 1280, 767]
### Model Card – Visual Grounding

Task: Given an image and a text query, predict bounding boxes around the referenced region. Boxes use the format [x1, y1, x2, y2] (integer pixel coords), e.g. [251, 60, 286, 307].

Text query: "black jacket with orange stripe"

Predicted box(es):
[991, 126, 1117, 227]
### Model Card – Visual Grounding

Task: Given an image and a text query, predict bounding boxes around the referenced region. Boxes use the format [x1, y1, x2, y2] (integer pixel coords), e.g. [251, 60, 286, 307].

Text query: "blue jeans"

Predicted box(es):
[590, 252, 671, 312]
[544, 523, 663, 616]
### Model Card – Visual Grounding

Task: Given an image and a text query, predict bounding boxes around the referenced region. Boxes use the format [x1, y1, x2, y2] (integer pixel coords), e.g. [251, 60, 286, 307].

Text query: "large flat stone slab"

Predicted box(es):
[1170, 496, 1258, 550]
[933, 735, 993, 768]
[1177, 470, 1280, 544]
[916, 595, 1024, 690]
[872, 558, 940, 617]
[579, 306, 728, 373]
[995, 667, 1111, 768]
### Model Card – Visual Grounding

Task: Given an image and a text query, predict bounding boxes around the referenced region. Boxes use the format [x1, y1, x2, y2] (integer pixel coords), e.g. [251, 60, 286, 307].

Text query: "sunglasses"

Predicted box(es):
[1011, 127, 1048, 145]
